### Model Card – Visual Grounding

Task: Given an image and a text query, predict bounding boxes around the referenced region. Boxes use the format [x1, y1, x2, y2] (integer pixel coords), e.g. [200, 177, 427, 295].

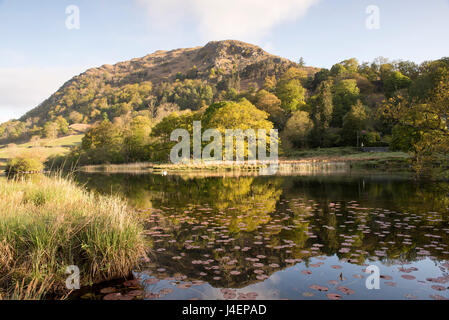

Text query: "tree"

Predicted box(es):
[275, 79, 306, 113]
[396, 61, 420, 79]
[280, 67, 307, 82]
[43, 122, 59, 139]
[69, 111, 84, 123]
[340, 58, 359, 74]
[205, 99, 273, 133]
[283, 111, 314, 148]
[124, 116, 152, 161]
[56, 116, 69, 135]
[150, 111, 197, 161]
[341, 101, 369, 146]
[383, 70, 412, 98]
[81, 120, 125, 163]
[310, 69, 330, 91]
[330, 63, 346, 77]
[331, 79, 360, 127]
[254, 90, 287, 129]
[310, 81, 334, 146]
[263, 75, 277, 92]
[204, 99, 275, 159]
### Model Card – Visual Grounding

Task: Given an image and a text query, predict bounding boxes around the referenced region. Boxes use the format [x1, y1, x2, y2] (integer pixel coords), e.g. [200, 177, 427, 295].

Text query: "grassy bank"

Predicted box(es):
[0, 175, 146, 300]
[78, 148, 411, 174]
[0, 135, 83, 170]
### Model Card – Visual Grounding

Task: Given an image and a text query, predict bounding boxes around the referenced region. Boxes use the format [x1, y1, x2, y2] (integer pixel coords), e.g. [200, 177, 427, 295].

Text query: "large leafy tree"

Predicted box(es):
[205, 99, 273, 133]
[383, 71, 449, 177]
[275, 79, 306, 113]
[310, 80, 334, 146]
[81, 120, 125, 163]
[123, 116, 152, 162]
[341, 100, 369, 146]
[282, 111, 314, 148]
[383, 70, 412, 98]
[254, 90, 287, 129]
[275, 70, 307, 113]
[204, 99, 275, 159]
[331, 79, 360, 127]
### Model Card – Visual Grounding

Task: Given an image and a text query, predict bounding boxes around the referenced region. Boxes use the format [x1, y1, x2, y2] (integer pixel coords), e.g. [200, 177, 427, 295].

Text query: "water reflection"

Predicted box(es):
[75, 173, 449, 300]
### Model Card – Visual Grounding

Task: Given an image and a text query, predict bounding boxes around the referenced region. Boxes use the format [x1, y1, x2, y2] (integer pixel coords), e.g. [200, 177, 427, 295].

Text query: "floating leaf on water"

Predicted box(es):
[123, 279, 140, 287]
[310, 285, 328, 292]
[177, 283, 192, 289]
[160, 288, 174, 295]
[337, 286, 355, 295]
[398, 267, 418, 273]
[430, 294, 449, 300]
[301, 270, 312, 275]
[144, 292, 161, 299]
[326, 293, 342, 300]
[144, 278, 159, 285]
[302, 292, 314, 297]
[127, 290, 144, 297]
[331, 265, 342, 270]
[385, 282, 397, 287]
[103, 293, 123, 301]
[100, 287, 117, 294]
[426, 277, 448, 284]
[431, 285, 446, 291]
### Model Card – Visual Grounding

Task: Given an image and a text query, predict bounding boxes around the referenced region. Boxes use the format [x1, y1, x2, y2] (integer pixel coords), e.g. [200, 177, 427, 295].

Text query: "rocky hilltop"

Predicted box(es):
[1, 40, 317, 143]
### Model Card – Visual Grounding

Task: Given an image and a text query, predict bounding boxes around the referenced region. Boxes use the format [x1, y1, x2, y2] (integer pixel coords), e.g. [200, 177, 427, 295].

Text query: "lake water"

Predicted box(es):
[74, 172, 449, 300]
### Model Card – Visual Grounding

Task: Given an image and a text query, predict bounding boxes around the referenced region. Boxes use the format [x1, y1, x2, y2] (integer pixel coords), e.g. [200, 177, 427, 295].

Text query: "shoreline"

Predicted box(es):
[77, 153, 411, 175]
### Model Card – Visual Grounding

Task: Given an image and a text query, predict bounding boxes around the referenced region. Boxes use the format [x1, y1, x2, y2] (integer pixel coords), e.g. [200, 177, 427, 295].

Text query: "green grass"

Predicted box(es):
[0, 135, 83, 170]
[0, 174, 146, 300]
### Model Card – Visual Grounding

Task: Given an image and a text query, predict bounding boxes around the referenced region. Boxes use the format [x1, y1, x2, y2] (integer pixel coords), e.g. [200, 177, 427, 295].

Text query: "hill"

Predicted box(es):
[0, 40, 316, 143]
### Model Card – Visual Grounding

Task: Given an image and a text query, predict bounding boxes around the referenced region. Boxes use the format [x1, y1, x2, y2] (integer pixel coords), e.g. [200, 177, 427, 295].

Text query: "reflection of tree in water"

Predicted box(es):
[281, 176, 449, 264]
[76, 173, 449, 288]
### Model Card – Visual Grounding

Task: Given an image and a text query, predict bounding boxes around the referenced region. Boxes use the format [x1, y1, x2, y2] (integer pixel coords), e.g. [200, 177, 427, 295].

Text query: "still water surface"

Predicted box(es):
[75, 172, 449, 300]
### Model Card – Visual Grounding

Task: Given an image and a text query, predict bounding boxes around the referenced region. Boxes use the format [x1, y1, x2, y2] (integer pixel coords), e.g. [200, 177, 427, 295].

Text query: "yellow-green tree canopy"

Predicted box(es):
[283, 111, 314, 148]
[204, 99, 273, 133]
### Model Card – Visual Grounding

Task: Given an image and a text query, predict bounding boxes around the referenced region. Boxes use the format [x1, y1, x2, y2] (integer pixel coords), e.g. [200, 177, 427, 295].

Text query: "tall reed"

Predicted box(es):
[0, 175, 146, 299]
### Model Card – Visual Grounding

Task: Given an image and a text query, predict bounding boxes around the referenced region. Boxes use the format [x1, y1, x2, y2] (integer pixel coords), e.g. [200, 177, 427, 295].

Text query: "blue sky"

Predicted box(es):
[1, 0, 448, 122]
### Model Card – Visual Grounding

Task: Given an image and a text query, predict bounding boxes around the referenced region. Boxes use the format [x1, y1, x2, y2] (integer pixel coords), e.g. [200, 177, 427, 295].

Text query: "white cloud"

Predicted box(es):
[136, 0, 320, 40]
[0, 67, 84, 123]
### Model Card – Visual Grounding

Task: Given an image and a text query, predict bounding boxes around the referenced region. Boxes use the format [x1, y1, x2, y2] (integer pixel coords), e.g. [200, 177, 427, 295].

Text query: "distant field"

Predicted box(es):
[0, 134, 83, 169]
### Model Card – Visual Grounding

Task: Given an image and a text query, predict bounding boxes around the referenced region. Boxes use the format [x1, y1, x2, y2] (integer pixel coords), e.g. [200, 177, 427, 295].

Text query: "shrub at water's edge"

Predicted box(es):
[5, 157, 44, 174]
[0, 175, 146, 300]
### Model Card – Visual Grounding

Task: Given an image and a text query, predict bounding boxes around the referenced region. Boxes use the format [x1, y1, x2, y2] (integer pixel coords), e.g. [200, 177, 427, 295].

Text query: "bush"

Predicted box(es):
[6, 157, 44, 174]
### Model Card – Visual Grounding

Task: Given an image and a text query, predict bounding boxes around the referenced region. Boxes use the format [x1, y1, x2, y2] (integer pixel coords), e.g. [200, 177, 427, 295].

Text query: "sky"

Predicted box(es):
[0, 0, 448, 123]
